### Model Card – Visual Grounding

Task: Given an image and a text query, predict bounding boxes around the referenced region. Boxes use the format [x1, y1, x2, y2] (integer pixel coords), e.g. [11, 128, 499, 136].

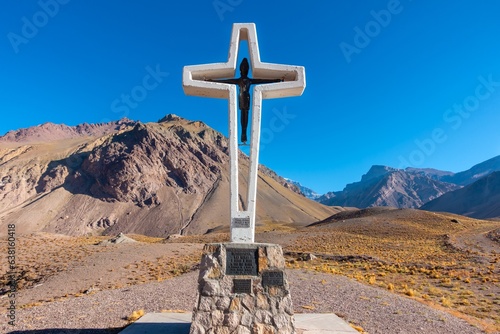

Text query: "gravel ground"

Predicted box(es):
[1, 269, 486, 334]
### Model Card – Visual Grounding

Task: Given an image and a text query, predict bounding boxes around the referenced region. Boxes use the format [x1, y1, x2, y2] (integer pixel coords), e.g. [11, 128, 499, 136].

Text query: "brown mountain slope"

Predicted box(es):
[421, 171, 500, 219]
[0, 115, 338, 237]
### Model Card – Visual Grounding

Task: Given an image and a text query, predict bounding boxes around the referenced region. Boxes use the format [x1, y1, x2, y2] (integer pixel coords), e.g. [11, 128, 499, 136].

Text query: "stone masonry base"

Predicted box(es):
[189, 243, 295, 334]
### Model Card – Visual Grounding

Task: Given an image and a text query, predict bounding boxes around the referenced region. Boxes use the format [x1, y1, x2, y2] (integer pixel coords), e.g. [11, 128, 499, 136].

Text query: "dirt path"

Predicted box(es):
[0, 269, 485, 334]
[449, 224, 500, 256]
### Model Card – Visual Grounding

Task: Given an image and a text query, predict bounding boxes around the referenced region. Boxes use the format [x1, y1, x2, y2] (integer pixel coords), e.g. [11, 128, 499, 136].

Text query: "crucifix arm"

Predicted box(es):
[250, 78, 283, 84]
[207, 78, 240, 84]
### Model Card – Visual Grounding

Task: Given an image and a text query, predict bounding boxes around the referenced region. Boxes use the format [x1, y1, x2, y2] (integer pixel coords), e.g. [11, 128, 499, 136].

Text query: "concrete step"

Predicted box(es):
[119, 312, 358, 334]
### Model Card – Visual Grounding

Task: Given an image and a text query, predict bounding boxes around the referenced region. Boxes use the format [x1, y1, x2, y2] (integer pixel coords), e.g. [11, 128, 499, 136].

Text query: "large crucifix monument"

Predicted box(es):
[183, 23, 305, 333]
[183, 23, 305, 243]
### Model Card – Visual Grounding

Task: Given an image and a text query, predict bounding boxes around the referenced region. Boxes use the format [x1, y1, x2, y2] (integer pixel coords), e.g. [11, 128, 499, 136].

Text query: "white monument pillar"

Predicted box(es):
[183, 23, 306, 243]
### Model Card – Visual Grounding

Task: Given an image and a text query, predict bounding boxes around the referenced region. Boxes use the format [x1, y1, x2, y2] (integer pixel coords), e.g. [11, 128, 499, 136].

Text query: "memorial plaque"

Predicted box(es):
[232, 217, 250, 228]
[262, 271, 284, 287]
[233, 279, 252, 294]
[226, 248, 258, 276]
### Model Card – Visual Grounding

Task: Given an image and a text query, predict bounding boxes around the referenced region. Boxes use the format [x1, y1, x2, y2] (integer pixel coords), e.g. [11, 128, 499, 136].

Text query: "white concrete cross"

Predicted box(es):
[183, 23, 306, 243]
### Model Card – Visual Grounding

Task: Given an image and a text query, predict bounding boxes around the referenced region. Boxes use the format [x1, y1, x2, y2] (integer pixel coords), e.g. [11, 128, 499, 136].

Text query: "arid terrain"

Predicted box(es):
[1, 118, 499, 333]
[1, 209, 499, 333]
[0, 116, 338, 238]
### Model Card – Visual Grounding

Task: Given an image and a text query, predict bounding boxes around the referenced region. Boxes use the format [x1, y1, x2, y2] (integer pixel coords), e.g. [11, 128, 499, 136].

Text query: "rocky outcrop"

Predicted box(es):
[26, 117, 225, 210]
[77, 121, 225, 206]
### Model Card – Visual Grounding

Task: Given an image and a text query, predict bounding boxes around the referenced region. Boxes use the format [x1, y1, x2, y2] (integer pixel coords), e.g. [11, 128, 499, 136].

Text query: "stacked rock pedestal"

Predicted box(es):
[190, 243, 295, 334]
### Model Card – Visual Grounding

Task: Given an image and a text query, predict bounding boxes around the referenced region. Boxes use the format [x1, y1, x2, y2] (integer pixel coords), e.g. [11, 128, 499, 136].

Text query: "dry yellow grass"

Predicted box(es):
[285, 209, 500, 332]
[0, 233, 203, 310]
[350, 323, 367, 333]
[127, 309, 145, 322]
[126, 253, 200, 282]
[167, 232, 230, 244]
[127, 234, 164, 243]
[0, 234, 108, 293]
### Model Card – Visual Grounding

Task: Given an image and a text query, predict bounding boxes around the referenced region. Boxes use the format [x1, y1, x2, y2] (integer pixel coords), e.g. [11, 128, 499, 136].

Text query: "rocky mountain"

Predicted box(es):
[317, 165, 459, 209]
[0, 115, 337, 237]
[421, 171, 500, 219]
[317, 156, 500, 216]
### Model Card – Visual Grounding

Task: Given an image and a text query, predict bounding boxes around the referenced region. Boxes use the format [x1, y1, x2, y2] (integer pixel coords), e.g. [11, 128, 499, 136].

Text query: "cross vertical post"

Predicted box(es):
[183, 23, 306, 243]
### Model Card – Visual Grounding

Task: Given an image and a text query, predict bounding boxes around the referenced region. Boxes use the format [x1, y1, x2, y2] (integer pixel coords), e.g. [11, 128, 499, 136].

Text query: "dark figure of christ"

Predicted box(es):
[208, 58, 282, 143]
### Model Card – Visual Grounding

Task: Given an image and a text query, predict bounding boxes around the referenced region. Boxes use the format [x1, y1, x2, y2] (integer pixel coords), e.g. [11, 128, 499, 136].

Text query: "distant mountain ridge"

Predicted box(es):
[285, 179, 320, 200]
[317, 156, 500, 218]
[0, 118, 136, 143]
[441, 155, 500, 186]
[317, 166, 460, 209]
[404, 167, 454, 180]
[421, 171, 500, 219]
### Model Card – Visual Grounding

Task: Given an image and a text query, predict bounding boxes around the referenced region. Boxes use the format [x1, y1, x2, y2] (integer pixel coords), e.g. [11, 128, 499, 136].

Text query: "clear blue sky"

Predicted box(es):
[1, 0, 500, 194]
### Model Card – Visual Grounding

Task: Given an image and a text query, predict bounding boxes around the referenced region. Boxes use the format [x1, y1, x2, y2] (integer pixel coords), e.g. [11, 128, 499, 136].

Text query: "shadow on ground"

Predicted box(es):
[8, 322, 191, 334]
[8, 328, 123, 334]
